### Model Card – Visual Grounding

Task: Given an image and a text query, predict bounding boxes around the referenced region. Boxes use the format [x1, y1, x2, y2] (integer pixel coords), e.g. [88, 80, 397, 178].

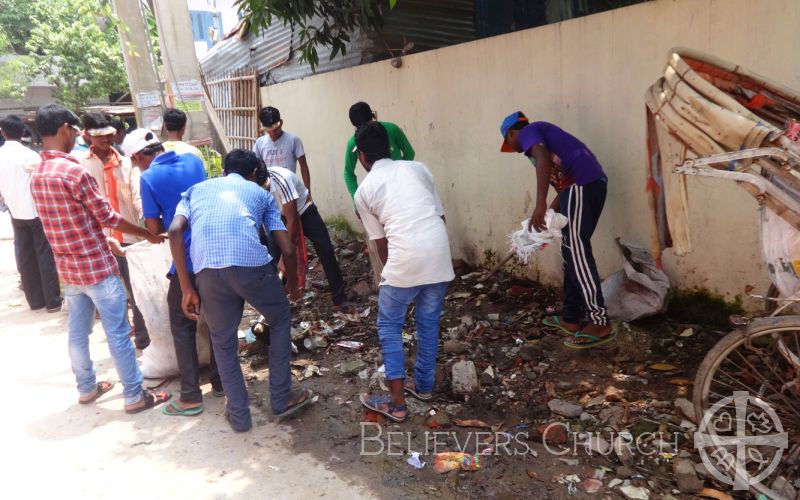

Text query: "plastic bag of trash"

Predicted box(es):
[762, 207, 800, 298]
[508, 209, 569, 264]
[124, 242, 212, 378]
[601, 240, 670, 322]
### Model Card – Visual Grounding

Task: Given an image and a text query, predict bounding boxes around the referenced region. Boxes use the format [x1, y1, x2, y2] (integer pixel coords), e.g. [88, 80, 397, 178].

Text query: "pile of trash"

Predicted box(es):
[231, 233, 796, 499]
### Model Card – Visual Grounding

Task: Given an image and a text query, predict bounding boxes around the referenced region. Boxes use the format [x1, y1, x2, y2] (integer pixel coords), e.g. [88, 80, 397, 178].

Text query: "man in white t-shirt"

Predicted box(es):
[253, 106, 312, 196]
[0, 114, 61, 312]
[265, 166, 348, 307]
[354, 122, 454, 423]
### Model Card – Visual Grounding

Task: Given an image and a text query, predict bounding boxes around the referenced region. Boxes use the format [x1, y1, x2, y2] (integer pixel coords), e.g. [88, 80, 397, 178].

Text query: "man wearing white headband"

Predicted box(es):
[81, 112, 150, 350]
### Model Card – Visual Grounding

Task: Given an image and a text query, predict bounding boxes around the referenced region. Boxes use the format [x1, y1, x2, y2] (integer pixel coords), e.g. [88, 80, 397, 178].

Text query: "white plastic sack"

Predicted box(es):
[124, 241, 211, 378]
[762, 208, 800, 298]
[601, 240, 670, 322]
[508, 209, 569, 263]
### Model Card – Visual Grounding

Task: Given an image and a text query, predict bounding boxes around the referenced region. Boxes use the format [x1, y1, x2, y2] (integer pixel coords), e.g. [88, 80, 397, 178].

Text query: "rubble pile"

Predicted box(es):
[232, 234, 798, 499]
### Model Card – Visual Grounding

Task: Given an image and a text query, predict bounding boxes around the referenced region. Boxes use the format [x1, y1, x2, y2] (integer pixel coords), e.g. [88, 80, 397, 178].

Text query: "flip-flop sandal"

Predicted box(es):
[161, 399, 204, 417]
[542, 315, 579, 337]
[563, 330, 618, 350]
[78, 381, 115, 404]
[274, 389, 314, 419]
[360, 394, 408, 423]
[125, 388, 171, 414]
[403, 381, 433, 401]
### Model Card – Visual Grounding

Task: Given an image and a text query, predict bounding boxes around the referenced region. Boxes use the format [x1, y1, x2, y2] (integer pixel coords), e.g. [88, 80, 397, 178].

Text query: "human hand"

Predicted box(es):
[528, 205, 547, 233]
[146, 232, 167, 245]
[108, 238, 125, 257]
[181, 288, 201, 321]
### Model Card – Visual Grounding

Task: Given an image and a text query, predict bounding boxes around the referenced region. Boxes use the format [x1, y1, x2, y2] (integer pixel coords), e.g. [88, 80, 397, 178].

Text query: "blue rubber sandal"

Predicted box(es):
[542, 315, 579, 337]
[563, 329, 618, 350]
[360, 394, 408, 423]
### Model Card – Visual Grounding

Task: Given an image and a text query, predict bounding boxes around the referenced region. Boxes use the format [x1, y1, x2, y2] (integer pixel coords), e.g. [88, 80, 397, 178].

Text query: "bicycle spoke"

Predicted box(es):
[733, 345, 800, 421]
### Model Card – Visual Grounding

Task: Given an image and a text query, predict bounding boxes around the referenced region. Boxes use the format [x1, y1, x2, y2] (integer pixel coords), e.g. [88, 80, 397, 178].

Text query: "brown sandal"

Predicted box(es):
[78, 381, 115, 404]
[125, 389, 171, 414]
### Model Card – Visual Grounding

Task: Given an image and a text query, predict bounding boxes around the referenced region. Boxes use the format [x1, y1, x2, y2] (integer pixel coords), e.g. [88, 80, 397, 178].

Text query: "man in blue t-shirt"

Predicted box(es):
[122, 128, 222, 417]
[500, 111, 613, 350]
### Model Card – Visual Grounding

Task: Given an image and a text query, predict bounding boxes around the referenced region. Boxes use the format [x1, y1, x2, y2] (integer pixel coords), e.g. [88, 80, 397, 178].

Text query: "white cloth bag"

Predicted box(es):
[124, 242, 212, 378]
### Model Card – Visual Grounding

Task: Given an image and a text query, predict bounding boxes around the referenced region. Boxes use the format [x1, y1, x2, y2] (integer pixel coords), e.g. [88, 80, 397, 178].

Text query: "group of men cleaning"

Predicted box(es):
[0, 99, 613, 430]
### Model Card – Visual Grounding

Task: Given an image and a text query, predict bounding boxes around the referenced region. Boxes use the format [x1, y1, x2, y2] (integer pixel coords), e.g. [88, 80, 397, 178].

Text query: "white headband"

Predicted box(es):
[87, 126, 117, 137]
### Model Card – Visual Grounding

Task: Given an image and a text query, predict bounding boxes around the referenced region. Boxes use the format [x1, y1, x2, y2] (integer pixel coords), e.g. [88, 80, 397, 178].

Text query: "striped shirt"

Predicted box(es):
[175, 173, 286, 273]
[30, 151, 121, 285]
[81, 146, 142, 244]
[266, 166, 311, 215]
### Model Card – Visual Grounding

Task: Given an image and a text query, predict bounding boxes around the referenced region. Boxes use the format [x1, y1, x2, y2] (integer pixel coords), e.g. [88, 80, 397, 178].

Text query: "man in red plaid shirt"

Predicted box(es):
[30, 104, 169, 413]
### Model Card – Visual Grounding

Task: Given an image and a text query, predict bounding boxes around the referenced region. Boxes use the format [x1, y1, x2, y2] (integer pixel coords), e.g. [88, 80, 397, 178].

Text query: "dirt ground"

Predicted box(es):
[3, 210, 796, 499]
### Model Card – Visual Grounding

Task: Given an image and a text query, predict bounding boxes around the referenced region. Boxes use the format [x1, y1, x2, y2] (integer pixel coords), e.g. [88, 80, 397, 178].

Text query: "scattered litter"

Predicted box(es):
[648, 363, 678, 371]
[448, 292, 473, 300]
[696, 488, 733, 500]
[267, 465, 281, 471]
[453, 419, 492, 429]
[487, 313, 500, 321]
[406, 452, 426, 469]
[131, 440, 153, 447]
[558, 474, 581, 495]
[432, 452, 481, 473]
[582, 478, 603, 494]
[679, 328, 694, 337]
[334, 340, 364, 351]
[559, 458, 579, 467]
[609, 478, 623, 488]
[619, 484, 650, 499]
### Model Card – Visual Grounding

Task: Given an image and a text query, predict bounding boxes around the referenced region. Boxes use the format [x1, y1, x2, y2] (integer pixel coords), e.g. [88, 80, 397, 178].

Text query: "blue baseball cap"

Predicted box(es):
[500, 111, 528, 152]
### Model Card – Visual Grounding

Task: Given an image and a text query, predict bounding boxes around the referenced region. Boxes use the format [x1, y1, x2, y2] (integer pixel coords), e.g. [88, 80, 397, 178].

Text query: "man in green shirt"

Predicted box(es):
[344, 102, 414, 199]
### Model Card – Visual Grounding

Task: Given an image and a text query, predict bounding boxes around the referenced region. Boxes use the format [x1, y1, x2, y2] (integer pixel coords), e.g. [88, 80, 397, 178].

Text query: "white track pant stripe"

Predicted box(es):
[568, 185, 606, 326]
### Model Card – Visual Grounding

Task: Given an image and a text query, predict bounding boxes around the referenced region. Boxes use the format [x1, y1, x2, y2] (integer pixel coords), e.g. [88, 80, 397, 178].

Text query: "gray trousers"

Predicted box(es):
[196, 264, 292, 432]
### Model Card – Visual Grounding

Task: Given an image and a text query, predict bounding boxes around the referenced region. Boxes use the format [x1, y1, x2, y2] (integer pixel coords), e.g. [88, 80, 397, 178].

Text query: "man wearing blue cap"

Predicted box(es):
[500, 112, 614, 349]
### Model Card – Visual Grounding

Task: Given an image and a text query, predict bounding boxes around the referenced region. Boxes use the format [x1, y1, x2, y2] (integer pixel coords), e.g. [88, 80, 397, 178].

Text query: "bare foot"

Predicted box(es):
[569, 323, 613, 345]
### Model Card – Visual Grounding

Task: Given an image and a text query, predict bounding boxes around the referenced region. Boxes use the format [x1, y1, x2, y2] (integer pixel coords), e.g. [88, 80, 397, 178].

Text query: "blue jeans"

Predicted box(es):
[66, 274, 144, 405]
[377, 282, 449, 393]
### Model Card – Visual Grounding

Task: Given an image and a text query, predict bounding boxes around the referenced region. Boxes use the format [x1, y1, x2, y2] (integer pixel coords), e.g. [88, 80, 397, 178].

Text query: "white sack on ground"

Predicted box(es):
[601, 240, 670, 322]
[508, 209, 568, 264]
[124, 242, 211, 378]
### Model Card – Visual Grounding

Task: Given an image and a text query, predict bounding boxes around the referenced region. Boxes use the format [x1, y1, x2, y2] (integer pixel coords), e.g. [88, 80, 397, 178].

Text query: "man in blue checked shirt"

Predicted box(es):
[168, 149, 312, 432]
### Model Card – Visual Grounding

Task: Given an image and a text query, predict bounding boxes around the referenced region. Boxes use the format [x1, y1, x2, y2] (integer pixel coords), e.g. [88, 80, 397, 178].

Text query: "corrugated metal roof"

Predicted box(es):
[200, 1, 477, 83]
[373, 0, 476, 53]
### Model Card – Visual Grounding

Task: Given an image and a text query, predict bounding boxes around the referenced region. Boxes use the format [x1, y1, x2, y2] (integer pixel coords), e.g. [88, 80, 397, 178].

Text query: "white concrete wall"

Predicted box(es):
[260, 0, 800, 305]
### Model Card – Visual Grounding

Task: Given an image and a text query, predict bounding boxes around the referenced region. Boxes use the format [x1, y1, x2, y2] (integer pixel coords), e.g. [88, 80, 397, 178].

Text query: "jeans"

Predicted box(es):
[167, 273, 221, 403]
[65, 274, 144, 405]
[560, 179, 608, 326]
[116, 245, 149, 347]
[10, 217, 61, 310]
[197, 264, 293, 432]
[377, 281, 449, 393]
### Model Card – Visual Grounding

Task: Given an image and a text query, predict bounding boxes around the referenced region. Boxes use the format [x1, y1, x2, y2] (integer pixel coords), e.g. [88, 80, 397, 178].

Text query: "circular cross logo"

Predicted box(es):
[694, 391, 789, 490]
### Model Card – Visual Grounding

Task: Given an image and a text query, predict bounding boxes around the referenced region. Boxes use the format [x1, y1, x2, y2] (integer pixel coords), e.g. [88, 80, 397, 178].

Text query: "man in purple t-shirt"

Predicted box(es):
[500, 111, 614, 349]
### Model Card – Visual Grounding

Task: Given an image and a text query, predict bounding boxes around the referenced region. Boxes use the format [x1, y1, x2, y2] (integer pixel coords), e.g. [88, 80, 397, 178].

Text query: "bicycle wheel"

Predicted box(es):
[693, 317, 800, 486]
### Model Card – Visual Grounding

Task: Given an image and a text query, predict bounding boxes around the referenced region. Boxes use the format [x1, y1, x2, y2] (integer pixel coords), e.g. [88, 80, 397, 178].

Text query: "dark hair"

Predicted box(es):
[163, 108, 187, 132]
[35, 104, 80, 137]
[140, 143, 165, 156]
[223, 149, 260, 178]
[258, 106, 281, 127]
[349, 101, 373, 128]
[509, 120, 527, 132]
[82, 111, 112, 131]
[0, 115, 25, 140]
[354, 121, 391, 164]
